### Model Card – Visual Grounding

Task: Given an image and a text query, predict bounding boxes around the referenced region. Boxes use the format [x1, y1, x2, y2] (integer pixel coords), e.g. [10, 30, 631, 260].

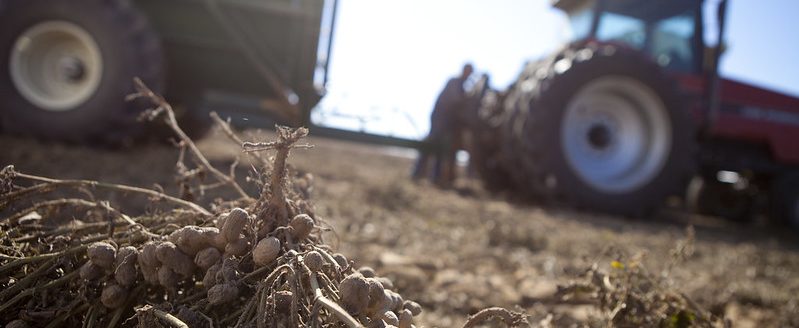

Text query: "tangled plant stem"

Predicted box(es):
[0, 270, 79, 313]
[210, 111, 271, 170]
[1, 170, 212, 216]
[0, 244, 88, 275]
[130, 77, 251, 201]
[137, 306, 189, 328]
[244, 125, 311, 224]
[310, 272, 362, 328]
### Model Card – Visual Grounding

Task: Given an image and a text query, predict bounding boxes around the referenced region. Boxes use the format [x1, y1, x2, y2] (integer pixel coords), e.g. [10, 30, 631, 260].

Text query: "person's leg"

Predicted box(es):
[431, 138, 443, 182]
[411, 153, 428, 180]
[432, 155, 442, 182]
[436, 133, 455, 188]
[441, 128, 463, 187]
[412, 137, 433, 180]
[463, 130, 478, 178]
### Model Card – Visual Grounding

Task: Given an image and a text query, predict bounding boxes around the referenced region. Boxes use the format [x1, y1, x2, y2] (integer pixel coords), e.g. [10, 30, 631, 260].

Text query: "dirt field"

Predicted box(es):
[2, 128, 798, 327]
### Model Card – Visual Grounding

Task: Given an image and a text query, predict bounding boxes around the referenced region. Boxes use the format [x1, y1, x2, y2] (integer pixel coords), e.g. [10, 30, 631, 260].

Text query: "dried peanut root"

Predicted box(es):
[0, 119, 424, 328]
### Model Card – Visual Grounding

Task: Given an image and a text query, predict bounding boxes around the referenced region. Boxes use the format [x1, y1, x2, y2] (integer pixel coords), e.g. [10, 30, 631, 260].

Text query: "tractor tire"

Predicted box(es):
[497, 53, 567, 194]
[147, 95, 214, 143]
[770, 172, 799, 229]
[504, 45, 696, 216]
[171, 103, 214, 141]
[0, 0, 164, 145]
[465, 79, 514, 191]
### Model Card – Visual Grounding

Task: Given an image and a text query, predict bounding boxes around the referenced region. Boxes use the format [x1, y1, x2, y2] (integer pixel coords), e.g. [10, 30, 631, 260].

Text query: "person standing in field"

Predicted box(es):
[412, 63, 474, 187]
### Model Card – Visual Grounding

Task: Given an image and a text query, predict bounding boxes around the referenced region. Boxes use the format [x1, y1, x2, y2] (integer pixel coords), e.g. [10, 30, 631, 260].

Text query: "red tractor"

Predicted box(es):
[468, 0, 799, 226]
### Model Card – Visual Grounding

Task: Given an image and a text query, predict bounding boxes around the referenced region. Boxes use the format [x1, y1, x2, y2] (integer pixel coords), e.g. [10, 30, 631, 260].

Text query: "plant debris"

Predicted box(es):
[0, 81, 431, 328]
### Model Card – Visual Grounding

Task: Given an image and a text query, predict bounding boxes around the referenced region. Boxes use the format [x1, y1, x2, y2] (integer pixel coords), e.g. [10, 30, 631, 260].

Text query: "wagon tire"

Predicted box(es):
[0, 0, 164, 145]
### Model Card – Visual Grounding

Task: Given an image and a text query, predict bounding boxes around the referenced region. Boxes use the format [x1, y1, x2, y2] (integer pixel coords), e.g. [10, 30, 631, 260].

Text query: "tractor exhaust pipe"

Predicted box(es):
[706, 0, 728, 132]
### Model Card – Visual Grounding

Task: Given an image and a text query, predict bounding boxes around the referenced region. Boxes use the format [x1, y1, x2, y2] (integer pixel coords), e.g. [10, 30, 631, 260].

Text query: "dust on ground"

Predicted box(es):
[2, 128, 798, 327]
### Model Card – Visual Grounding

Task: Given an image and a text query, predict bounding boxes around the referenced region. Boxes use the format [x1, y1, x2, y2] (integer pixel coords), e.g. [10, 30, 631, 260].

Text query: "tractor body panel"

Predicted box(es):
[673, 73, 799, 167]
[713, 79, 799, 165]
[133, 0, 333, 124]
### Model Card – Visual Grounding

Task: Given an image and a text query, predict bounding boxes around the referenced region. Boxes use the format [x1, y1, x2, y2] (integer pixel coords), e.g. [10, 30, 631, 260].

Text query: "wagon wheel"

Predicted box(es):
[0, 0, 164, 144]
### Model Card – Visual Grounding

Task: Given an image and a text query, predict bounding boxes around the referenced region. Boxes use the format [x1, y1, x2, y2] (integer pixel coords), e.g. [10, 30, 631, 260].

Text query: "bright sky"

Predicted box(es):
[312, 0, 799, 140]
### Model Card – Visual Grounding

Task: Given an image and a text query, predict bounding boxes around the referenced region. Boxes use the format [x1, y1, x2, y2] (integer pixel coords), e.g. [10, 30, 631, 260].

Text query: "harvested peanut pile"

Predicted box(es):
[1, 174, 420, 327]
[0, 82, 441, 328]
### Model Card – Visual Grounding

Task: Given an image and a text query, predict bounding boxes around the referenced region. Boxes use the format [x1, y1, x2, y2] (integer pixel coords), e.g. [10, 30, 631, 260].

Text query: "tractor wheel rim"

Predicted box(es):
[561, 76, 672, 193]
[10, 21, 103, 111]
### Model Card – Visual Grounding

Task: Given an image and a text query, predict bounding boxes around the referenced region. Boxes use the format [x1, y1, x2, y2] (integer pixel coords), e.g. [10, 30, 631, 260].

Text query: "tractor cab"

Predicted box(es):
[555, 0, 706, 74]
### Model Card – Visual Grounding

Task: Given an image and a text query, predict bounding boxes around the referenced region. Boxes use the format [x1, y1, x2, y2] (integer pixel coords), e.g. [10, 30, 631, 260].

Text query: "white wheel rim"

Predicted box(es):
[561, 76, 672, 193]
[10, 21, 103, 111]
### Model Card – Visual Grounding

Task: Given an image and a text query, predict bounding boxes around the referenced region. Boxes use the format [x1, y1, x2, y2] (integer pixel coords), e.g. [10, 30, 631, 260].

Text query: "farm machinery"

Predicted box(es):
[0, 0, 337, 143]
[468, 0, 799, 225]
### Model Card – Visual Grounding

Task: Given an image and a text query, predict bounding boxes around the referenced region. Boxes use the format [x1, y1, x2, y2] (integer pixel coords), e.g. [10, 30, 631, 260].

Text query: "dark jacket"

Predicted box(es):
[429, 76, 467, 137]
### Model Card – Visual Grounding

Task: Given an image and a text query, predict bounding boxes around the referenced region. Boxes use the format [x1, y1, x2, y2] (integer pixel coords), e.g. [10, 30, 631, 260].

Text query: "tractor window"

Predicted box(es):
[651, 13, 696, 72]
[568, 9, 594, 41]
[596, 12, 646, 49]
